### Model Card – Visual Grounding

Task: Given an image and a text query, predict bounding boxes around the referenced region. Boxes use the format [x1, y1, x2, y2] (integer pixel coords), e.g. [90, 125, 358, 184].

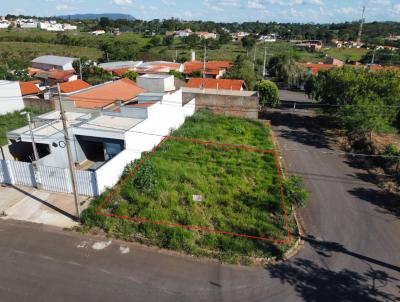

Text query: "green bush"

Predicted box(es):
[283, 175, 309, 208]
[257, 80, 281, 108]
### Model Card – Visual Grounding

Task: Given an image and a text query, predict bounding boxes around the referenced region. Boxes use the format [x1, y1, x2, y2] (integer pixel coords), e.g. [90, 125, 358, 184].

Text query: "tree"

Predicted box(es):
[169, 70, 185, 80]
[241, 35, 256, 55]
[163, 35, 174, 47]
[224, 55, 259, 90]
[257, 80, 280, 107]
[337, 95, 391, 145]
[150, 36, 161, 47]
[123, 71, 139, 81]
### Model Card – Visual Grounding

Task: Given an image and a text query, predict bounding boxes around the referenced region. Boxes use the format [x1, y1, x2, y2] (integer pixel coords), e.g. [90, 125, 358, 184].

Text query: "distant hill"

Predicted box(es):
[58, 13, 136, 21]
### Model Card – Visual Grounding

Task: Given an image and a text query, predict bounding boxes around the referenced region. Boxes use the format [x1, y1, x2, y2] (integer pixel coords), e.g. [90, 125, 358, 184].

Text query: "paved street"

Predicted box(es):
[0, 90, 399, 301]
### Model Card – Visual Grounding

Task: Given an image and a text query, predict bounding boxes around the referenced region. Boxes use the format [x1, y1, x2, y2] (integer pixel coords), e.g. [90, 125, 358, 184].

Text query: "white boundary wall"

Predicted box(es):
[95, 92, 195, 194]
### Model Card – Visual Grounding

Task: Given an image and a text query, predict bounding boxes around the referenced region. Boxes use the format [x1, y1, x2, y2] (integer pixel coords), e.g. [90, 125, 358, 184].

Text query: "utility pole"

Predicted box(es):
[25, 112, 39, 162]
[79, 58, 83, 80]
[57, 84, 81, 219]
[371, 48, 376, 65]
[203, 44, 207, 79]
[356, 6, 366, 47]
[262, 42, 267, 78]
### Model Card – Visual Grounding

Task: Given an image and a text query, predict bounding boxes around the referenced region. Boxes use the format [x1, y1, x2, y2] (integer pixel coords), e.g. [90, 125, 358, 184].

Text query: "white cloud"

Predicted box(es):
[394, 4, 400, 13]
[56, 4, 76, 11]
[248, 0, 265, 9]
[112, 0, 132, 5]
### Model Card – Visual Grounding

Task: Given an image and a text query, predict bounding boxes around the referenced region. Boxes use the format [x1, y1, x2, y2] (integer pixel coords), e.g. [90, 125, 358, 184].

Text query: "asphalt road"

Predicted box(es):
[0, 90, 399, 301]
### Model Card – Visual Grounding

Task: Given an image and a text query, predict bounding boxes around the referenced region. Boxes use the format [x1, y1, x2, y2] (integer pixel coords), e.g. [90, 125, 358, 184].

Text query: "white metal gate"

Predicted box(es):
[8, 161, 36, 187]
[0, 160, 98, 197]
[38, 165, 72, 194]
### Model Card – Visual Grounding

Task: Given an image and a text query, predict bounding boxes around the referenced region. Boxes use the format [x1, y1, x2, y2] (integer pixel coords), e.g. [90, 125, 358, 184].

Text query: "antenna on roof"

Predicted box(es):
[356, 6, 366, 48]
[203, 45, 207, 79]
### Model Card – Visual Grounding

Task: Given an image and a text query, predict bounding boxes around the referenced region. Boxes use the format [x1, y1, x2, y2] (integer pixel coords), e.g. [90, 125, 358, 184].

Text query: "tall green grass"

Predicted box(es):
[82, 111, 294, 263]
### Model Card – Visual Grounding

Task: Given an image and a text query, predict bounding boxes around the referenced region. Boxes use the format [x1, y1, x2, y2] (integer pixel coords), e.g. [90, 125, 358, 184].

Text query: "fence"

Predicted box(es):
[0, 159, 98, 197]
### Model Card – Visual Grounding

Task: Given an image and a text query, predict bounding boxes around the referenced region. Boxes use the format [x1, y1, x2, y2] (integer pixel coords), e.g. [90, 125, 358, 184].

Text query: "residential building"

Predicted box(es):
[59, 80, 92, 94]
[31, 55, 77, 71]
[232, 32, 250, 41]
[295, 40, 323, 51]
[323, 56, 345, 67]
[176, 29, 192, 37]
[183, 60, 233, 79]
[194, 32, 218, 39]
[5, 75, 196, 195]
[0, 17, 10, 29]
[136, 74, 176, 93]
[0, 81, 25, 115]
[61, 78, 146, 111]
[19, 80, 43, 97]
[302, 63, 337, 75]
[91, 30, 106, 36]
[386, 35, 400, 41]
[259, 34, 278, 42]
[30, 69, 78, 85]
[186, 78, 245, 90]
[376, 45, 399, 51]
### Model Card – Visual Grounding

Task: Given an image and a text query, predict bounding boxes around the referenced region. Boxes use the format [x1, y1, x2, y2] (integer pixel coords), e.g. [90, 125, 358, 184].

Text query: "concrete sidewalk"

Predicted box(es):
[0, 185, 88, 228]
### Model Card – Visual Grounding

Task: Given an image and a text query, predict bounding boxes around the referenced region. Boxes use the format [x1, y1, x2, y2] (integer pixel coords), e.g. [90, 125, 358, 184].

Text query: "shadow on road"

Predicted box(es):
[263, 110, 335, 150]
[266, 235, 400, 302]
[266, 257, 399, 302]
[349, 187, 400, 219]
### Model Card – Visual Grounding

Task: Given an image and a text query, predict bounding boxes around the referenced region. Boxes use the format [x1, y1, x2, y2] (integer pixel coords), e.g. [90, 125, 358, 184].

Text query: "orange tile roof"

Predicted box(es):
[303, 63, 337, 75]
[111, 68, 130, 77]
[369, 65, 400, 72]
[187, 78, 244, 90]
[69, 78, 146, 109]
[59, 79, 92, 93]
[19, 80, 42, 96]
[32, 68, 76, 81]
[183, 61, 232, 75]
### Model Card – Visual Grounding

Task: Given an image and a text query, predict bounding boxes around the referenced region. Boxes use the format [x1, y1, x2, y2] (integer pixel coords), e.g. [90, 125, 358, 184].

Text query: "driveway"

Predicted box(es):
[0, 185, 86, 228]
[0, 91, 399, 301]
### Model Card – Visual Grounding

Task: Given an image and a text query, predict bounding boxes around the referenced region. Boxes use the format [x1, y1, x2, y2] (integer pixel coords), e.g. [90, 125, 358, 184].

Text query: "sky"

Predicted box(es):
[1, 0, 399, 23]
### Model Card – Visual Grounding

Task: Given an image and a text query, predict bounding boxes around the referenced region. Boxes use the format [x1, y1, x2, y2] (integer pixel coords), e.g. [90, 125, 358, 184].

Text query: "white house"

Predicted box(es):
[0, 81, 25, 115]
[136, 74, 176, 93]
[5, 75, 196, 195]
[91, 30, 106, 36]
[31, 55, 77, 71]
[0, 18, 10, 29]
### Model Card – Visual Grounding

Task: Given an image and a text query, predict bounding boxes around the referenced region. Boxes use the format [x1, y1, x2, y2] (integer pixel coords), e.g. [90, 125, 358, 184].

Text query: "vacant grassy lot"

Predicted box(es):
[82, 111, 297, 264]
[324, 48, 368, 62]
[0, 109, 47, 146]
[0, 42, 102, 63]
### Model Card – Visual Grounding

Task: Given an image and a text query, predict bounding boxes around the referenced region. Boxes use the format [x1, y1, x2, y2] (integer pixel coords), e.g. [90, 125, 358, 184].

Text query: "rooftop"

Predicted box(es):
[183, 87, 257, 97]
[76, 115, 144, 132]
[59, 79, 92, 93]
[187, 78, 244, 90]
[19, 80, 42, 96]
[98, 61, 142, 70]
[138, 74, 171, 79]
[32, 55, 77, 66]
[67, 78, 145, 109]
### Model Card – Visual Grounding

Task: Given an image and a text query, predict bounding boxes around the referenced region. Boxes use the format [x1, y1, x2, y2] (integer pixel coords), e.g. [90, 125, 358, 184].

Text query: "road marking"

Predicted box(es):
[77, 241, 90, 249]
[92, 240, 112, 250]
[120, 246, 130, 254]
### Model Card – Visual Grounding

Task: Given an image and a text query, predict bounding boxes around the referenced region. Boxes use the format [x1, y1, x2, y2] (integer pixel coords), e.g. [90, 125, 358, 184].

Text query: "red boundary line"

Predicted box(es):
[96, 136, 292, 245]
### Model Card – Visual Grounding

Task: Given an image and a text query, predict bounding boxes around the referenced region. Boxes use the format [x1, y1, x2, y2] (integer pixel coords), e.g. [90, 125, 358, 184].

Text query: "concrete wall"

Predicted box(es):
[23, 97, 55, 112]
[0, 81, 25, 115]
[96, 92, 196, 193]
[183, 88, 259, 119]
[137, 75, 175, 93]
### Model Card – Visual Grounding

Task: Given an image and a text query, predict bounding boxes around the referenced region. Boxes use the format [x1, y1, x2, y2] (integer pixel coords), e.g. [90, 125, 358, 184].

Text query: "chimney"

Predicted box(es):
[191, 50, 196, 62]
